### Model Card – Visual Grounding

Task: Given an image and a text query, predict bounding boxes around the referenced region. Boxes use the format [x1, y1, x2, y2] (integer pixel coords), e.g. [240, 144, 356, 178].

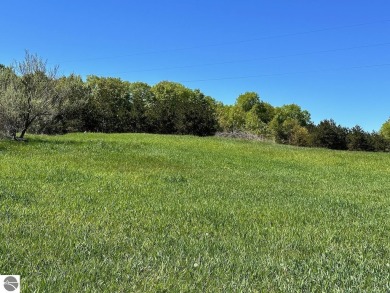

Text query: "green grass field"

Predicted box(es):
[0, 133, 389, 292]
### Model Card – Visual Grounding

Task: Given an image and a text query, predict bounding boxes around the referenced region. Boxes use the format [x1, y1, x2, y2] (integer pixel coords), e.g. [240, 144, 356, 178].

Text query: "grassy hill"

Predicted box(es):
[0, 133, 389, 292]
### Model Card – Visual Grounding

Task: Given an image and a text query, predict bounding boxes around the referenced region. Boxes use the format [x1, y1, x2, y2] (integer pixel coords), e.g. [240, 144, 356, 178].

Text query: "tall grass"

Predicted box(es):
[0, 133, 389, 292]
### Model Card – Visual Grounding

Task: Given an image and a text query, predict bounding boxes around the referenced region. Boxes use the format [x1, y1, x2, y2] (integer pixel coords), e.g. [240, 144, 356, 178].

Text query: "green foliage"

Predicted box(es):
[368, 131, 390, 152]
[229, 105, 247, 131]
[184, 90, 218, 136]
[0, 66, 23, 138]
[269, 104, 311, 143]
[380, 118, 390, 139]
[310, 119, 348, 150]
[271, 104, 311, 127]
[1, 53, 218, 138]
[347, 125, 371, 151]
[215, 103, 232, 131]
[128, 82, 153, 132]
[1, 53, 388, 152]
[32, 74, 89, 134]
[1, 133, 390, 291]
[255, 101, 275, 124]
[216, 104, 246, 132]
[309, 120, 390, 152]
[216, 93, 274, 137]
[287, 120, 310, 146]
[85, 76, 131, 132]
[244, 107, 266, 134]
[236, 92, 260, 112]
[148, 82, 217, 135]
[149, 81, 191, 133]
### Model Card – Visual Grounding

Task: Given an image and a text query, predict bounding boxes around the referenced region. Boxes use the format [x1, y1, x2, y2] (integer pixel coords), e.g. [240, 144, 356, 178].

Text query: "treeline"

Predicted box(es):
[217, 92, 390, 152]
[43, 76, 218, 136]
[1, 53, 389, 152]
[0, 53, 217, 139]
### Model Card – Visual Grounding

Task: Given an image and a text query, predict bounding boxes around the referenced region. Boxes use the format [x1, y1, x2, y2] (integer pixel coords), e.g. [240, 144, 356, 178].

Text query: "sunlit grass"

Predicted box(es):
[0, 133, 389, 292]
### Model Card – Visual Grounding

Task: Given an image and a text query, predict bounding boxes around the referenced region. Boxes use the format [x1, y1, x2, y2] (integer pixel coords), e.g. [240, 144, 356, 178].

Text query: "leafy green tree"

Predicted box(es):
[45, 74, 89, 133]
[217, 93, 274, 136]
[279, 118, 310, 146]
[0, 52, 61, 139]
[244, 107, 271, 136]
[85, 76, 131, 132]
[0, 66, 22, 138]
[216, 105, 246, 132]
[269, 104, 311, 143]
[149, 81, 191, 133]
[271, 104, 311, 127]
[236, 92, 260, 112]
[244, 107, 263, 134]
[380, 118, 390, 139]
[183, 90, 218, 136]
[229, 105, 247, 132]
[148, 81, 217, 135]
[128, 82, 154, 132]
[255, 101, 275, 124]
[289, 123, 310, 146]
[215, 103, 232, 132]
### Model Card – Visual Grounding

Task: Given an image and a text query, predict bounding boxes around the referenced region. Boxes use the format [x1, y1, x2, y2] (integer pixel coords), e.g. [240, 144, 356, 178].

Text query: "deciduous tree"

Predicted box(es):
[236, 92, 260, 112]
[128, 82, 154, 132]
[269, 104, 311, 143]
[380, 118, 390, 139]
[85, 76, 131, 132]
[0, 52, 61, 139]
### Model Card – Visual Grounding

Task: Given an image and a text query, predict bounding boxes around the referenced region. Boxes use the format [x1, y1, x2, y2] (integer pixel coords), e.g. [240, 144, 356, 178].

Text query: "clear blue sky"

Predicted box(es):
[1, 0, 389, 131]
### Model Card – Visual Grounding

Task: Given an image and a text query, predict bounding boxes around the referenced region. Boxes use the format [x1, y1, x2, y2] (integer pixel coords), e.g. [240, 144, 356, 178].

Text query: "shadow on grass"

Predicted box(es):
[0, 135, 86, 151]
[28, 136, 84, 145]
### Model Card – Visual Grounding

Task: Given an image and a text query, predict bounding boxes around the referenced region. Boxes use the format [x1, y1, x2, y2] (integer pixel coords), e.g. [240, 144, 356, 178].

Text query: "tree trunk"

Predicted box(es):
[11, 131, 17, 141]
[19, 128, 27, 139]
[19, 114, 37, 139]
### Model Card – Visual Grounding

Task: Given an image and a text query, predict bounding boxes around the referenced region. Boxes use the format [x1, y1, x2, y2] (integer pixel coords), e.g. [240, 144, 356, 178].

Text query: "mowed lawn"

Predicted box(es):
[0, 133, 389, 292]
